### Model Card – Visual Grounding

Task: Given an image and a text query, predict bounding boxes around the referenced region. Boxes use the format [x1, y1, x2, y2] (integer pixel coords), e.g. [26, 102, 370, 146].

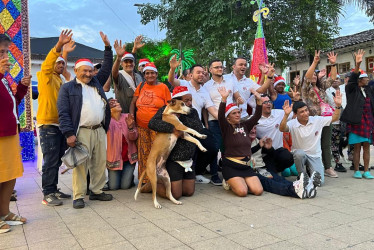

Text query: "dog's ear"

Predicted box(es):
[167, 99, 177, 106]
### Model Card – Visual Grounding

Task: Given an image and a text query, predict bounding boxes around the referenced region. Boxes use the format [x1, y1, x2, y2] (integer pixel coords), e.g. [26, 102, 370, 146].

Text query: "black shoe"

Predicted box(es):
[218, 159, 223, 172]
[55, 189, 72, 199]
[42, 193, 63, 206]
[73, 198, 85, 209]
[10, 194, 17, 201]
[334, 163, 347, 173]
[210, 175, 222, 186]
[89, 192, 113, 201]
[350, 164, 365, 171]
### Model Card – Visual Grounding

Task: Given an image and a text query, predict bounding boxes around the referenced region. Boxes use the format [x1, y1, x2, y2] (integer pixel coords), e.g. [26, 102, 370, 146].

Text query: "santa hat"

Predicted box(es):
[75, 59, 93, 69]
[143, 62, 158, 73]
[352, 68, 368, 78]
[121, 52, 135, 62]
[225, 103, 239, 117]
[172, 86, 190, 99]
[274, 75, 286, 87]
[56, 56, 65, 63]
[138, 58, 150, 67]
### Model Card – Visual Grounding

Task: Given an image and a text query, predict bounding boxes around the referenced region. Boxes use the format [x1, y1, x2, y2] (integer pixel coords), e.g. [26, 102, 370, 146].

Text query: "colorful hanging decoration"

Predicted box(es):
[169, 48, 196, 76]
[0, 0, 34, 161]
[250, 0, 269, 78]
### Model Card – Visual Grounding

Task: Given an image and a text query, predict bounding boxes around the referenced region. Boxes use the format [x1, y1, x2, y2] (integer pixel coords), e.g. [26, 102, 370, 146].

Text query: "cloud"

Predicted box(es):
[56, 25, 98, 44]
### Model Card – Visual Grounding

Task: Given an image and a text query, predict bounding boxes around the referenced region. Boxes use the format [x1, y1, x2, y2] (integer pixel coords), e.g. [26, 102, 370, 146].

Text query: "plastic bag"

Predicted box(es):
[61, 141, 89, 169]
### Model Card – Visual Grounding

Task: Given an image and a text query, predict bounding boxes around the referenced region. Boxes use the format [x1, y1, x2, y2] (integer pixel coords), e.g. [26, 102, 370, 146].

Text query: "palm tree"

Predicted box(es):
[169, 48, 196, 76]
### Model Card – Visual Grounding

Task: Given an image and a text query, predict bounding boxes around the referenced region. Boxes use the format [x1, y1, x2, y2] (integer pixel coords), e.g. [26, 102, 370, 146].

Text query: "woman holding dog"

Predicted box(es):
[129, 63, 171, 184]
[217, 86, 264, 197]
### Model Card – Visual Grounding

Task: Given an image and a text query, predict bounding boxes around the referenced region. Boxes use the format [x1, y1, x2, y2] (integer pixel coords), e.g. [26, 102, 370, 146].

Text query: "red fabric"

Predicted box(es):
[347, 97, 374, 139]
[250, 38, 268, 77]
[121, 135, 129, 162]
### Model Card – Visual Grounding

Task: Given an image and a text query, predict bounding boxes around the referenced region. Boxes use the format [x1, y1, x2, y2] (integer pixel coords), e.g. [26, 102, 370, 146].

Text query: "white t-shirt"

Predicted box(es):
[256, 109, 292, 149]
[204, 76, 236, 121]
[287, 116, 332, 157]
[224, 72, 260, 118]
[179, 80, 215, 119]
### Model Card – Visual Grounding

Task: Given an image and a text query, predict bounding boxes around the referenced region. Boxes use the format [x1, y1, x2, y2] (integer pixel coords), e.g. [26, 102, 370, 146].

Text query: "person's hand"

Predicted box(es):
[109, 98, 117, 108]
[20, 75, 32, 86]
[263, 137, 272, 149]
[173, 128, 184, 138]
[100, 31, 110, 46]
[58, 29, 73, 46]
[251, 88, 264, 105]
[67, 135, 76, 147]
[333, 89, 342, 107]
[293, 75, 300, 87]
[313, 50, 321, 64]
[318, 68, 326, 79]
[133, 35, 145, 50]
[259, 137, 265, 147]
[113, 40, 126, 58]
[170, 54, 181, 69]
[266, 63, 275, 78]
[218, 87, 231, 101]
[0, 58, 12, 74]
[327, 51, 338, 65]
[11, 83, 17, 95]
[259, 63, 269, 75]
[236, 96, 244, 105]
[289, 86, 300, 101]
[126, 114, 135, 129]
[282, 100, 293, 115]
[63, 39, 76, 53]
[354, 49, 365, 65]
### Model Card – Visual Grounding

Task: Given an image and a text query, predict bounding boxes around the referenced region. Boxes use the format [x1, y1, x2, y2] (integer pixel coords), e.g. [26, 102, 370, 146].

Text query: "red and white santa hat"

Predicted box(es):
[172, 86, 190, 99]
[121, 52, 135, 62]
[75, 59, 93, 69]
[357, 69, 368, 78]
[56, 55, 65, 63]
[225, 103, 239, 117]
[274, 75, 286, 87]
[138, 58, 150, 67]
[143, 62, 158, 73]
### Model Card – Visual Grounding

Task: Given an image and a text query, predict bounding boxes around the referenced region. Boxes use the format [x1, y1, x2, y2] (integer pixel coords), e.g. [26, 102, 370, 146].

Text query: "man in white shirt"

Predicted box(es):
[280, 92, 343, 185]
[225, 58, 272, 120]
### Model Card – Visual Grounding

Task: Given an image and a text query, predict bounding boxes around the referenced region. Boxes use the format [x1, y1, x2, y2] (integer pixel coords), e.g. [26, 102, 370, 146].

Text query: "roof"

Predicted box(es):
[290, 29, 374, 62]
[30, 37, 104, 62]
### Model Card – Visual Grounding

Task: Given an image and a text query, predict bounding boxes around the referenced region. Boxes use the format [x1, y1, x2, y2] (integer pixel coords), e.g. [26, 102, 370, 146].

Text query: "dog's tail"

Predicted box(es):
[134, 171, 147, 201]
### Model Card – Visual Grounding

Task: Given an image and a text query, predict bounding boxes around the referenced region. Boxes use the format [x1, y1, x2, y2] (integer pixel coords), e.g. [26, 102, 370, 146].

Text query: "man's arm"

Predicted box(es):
[168, 54, 181, 87]
[96, 31, 113, 86]
[61, 39, 76, 81]
[279, 100, 292, 132]
[102, 75, 112, 92]
[111, 39, 126, 86]
[57, 84, 75, 138]
[131, 35, 145, 54]
[129, 96, 138, 116]
[207, 106, 218, 120]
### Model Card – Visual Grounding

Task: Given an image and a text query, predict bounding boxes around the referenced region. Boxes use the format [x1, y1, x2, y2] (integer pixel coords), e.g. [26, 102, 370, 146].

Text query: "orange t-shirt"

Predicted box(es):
[134, 82, 171, 128]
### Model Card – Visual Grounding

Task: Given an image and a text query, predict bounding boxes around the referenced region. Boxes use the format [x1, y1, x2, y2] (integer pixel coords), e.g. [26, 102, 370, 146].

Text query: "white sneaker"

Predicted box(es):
[195, 175, 210, 184]
[293, 172, 308, 199]
[222, 179, 231, 190]
[306, 171, 321, 198]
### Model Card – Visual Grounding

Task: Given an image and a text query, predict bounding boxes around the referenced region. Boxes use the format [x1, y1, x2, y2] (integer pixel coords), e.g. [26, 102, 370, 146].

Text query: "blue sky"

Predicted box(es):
[29, 1, 374, 50]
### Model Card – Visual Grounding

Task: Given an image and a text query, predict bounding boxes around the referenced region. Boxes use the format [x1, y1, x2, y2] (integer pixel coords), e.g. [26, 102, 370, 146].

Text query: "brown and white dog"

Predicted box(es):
[134, 99, 207, 208]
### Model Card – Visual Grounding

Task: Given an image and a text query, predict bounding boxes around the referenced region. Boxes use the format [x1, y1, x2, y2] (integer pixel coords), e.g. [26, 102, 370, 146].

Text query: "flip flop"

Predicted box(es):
[0, 220, 11, 234]
[0, 212, 27, 226]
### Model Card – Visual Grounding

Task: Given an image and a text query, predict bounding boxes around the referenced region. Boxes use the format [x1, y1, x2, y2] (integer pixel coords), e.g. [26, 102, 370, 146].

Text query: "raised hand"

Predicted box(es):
[289, 86, 300, 101]
[333, 89, 342, 107]
[266, 63, 275, 77]
[0, 58, 12, 74]
[327, 51, 338, 65]
[263, 137, 272, 149]
[63, 39, 76, 53]
[133, 35, 145, 50]
[293, 75, 300, 87]
[170, 54, 181, 69]
[236, 96, 244, 105]
[354, 49, 365, 65]
[251, 88, 264, 105]
[113, 40, 126, 58]
[282, 100, 293, 115]
[100, 31, 110, 46]
[218, 86, 231, 101]
[259, 63, 269, 75]
[58, 29, 73, 45]
[125, 114, 135, 129]
[20, 75, 32, 86]
[313, 50, 321, 64]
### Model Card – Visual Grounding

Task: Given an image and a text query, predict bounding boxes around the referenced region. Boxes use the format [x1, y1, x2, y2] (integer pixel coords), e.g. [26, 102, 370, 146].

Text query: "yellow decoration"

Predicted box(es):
[253, 7, 269, 23]
[0, 9, 14, 30]
[10, 62, 21, 78]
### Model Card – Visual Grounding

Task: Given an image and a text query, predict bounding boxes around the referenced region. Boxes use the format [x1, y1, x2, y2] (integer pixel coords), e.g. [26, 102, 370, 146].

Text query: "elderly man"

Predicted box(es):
[57, 31, 113, 209]
[37, 29, 75, 206]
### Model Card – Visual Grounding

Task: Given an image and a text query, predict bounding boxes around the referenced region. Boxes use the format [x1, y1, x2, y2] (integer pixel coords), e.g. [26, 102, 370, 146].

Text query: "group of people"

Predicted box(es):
[1, 29, 373, 234]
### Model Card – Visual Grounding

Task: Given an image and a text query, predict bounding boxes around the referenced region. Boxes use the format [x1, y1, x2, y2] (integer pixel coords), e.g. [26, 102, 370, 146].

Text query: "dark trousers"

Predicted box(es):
[263, 147, 294, 173]
[40, 125, 67, 195]
[207, 121, 222, 177]
[194, 128, 219, 175]
[257, 171, 298, 198]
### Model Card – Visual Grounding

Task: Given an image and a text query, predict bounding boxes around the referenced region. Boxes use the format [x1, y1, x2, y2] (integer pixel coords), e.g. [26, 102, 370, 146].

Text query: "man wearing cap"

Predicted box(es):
[57, 31, 114, 209]
[112, 40, 143, 113]
[37, 29, 74, 206]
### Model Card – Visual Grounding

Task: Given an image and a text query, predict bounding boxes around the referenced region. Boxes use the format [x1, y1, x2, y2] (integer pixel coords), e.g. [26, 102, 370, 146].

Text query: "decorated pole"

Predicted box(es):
[0, 0, 35, 161]
[250, 0, 269, 78]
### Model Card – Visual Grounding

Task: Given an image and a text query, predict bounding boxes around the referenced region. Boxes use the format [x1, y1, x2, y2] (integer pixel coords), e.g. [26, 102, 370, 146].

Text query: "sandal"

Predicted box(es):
[0, 220, 11, 234]
[0, 212, 27, 226]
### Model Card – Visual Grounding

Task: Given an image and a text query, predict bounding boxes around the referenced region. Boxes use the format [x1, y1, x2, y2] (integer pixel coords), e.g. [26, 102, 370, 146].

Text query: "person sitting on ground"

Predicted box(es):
[147, 86, 204, 199]
[106, 99, 138, 190]
[279, 89, 343, 185]
[341, 49, 374, 179]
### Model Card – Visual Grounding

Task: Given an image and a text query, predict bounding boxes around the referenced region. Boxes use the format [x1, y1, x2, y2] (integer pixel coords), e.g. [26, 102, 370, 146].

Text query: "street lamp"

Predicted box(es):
[134, 4, 145, 7]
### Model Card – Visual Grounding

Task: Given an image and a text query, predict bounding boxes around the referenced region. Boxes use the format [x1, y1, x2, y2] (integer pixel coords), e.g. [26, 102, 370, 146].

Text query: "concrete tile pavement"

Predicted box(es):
[1, 160, 374, 250]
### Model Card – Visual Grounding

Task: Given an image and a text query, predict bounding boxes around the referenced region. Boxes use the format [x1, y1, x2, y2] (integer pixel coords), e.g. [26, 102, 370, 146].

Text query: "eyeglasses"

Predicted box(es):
[263, 100, 273, 104]
[212, 66, 223, 69]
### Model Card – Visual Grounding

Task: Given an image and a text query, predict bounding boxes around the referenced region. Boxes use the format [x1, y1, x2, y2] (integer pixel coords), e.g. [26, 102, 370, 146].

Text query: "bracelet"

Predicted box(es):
[335, 106, 342, 109]
[331, 64, 337, 67]
[267, 76, 273, 79]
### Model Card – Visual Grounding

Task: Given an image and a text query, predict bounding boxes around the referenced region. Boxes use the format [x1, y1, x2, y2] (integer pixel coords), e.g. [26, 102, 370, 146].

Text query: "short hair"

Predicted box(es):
[190, 64, 204, 73]
[292, 101, 307, 114]
[172, 96, 183, 100]
[0, 34, 11, 45]
[233, 57, 247, 65]
[182, 68, 190, 77]
[209, 59, 221, 68]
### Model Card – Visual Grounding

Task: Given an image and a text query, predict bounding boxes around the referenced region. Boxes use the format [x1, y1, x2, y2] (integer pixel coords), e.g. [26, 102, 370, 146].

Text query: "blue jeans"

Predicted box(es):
[39, 125, 67, 195]
[257, 171, 298, 198]
[208, 120, 222, 177]
[108, 161, 135, 190]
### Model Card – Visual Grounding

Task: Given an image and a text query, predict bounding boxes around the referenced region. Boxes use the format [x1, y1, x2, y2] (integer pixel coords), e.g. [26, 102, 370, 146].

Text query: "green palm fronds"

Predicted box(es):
[169, 48, 196, 74]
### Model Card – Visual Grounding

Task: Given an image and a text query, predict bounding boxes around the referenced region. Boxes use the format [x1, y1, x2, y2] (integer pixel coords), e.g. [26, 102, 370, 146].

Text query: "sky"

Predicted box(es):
[29, 1, 374, 50]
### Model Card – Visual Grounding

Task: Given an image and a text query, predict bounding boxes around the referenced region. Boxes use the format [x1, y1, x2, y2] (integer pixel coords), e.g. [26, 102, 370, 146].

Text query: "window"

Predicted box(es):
[289, 71, 300, 87]
[338, 62, 350, 74]
[366, 57, 374, 74]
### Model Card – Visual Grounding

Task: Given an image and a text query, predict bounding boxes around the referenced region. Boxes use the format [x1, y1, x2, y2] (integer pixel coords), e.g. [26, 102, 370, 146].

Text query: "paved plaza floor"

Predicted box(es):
[1, 159, 374, 250]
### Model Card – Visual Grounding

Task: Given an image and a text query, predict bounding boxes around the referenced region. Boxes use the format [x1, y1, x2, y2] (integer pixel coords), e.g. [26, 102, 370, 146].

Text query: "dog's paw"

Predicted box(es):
[199, 147, 207, 152]
[175, 200, 183, 205]
[154, 201, 162, 209]
[199, 135, 207, 139]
